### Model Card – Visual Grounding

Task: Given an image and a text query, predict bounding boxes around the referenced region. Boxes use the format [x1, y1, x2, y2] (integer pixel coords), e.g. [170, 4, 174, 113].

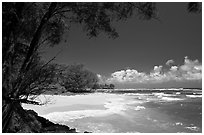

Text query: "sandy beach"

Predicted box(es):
[23, 90, 202, 133]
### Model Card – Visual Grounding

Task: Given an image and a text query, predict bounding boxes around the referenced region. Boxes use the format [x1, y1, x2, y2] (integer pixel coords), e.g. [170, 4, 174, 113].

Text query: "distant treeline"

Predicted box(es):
[48, 63, 115, 93]
[92, 84, 115, 90]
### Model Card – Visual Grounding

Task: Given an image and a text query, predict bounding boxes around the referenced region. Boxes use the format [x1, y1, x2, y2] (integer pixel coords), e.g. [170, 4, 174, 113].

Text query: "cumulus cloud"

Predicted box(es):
[105, 56, 202, 84]
[179, 56, 202, 80]
[107, 69, 147, 83]
[166, 59, 174, 66]
[170, 66, 178, 71]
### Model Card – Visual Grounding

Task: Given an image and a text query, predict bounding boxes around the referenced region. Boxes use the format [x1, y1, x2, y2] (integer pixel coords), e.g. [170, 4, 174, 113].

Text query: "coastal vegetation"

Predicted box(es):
[43, 63, 115, 94]
[59, 64, 99, 93]
[93, 83, 115, 90]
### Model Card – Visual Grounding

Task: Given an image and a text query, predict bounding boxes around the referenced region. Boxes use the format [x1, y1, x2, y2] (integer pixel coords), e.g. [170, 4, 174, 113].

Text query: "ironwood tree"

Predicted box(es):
[61, 64, 98, 92]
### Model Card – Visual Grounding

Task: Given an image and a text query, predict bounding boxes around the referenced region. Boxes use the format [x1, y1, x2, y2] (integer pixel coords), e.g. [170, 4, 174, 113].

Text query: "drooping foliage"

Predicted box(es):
[61, 64, 98, 92]
[187, 2, 202, 13]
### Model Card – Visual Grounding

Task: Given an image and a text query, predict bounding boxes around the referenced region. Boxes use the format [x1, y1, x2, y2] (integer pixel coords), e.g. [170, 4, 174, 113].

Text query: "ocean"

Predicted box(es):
[22, 89, 202, 133]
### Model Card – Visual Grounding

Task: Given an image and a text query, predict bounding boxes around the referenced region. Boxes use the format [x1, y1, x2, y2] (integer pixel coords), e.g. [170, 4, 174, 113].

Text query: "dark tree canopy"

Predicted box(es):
[187, 2, 202, 13]
[62, 64, 98, 93]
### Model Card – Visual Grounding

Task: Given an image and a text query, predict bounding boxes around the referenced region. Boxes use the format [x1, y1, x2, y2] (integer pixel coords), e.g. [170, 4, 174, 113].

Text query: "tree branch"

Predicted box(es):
[20, 2, 57, 73]
[13, 3, 57, 98]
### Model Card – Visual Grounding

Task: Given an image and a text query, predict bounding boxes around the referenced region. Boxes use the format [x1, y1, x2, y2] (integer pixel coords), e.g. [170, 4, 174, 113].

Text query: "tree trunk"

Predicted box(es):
[20, 2, 57, 73]
[2, 99, 42, 133]
[2, 98, 78, 133]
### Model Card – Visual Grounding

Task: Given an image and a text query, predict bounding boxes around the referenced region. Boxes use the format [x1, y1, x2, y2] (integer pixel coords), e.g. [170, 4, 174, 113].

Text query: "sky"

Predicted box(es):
[42, 3, 202, 89]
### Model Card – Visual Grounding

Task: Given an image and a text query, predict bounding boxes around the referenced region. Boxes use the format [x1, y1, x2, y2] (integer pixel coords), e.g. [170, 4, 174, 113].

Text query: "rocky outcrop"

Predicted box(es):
[6, 107, 86, 133]
[27, 110, 78, 133]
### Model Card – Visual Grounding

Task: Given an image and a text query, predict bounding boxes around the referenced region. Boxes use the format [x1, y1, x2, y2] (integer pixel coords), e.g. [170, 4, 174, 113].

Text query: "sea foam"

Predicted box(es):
[186, 95, 202, 98]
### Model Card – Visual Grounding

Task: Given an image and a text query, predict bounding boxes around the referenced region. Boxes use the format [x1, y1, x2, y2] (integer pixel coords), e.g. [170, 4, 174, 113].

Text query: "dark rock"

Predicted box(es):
[25, 109, 78, 133]
[8, 108, 78, 133]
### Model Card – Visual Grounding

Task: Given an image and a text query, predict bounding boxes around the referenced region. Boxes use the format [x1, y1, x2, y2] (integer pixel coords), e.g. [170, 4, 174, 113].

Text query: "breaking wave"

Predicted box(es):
[186, 95, 202, 98]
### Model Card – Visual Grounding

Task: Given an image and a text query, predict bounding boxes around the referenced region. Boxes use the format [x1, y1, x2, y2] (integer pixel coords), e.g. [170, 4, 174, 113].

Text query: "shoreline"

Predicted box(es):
[43, 87, 202, 95]
[30, 91, 201, 133]
[21, 89, 201, 133]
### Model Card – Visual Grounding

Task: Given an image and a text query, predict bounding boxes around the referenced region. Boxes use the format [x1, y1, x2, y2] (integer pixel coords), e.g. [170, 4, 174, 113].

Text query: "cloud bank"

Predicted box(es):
[103, 56, 202, 84]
